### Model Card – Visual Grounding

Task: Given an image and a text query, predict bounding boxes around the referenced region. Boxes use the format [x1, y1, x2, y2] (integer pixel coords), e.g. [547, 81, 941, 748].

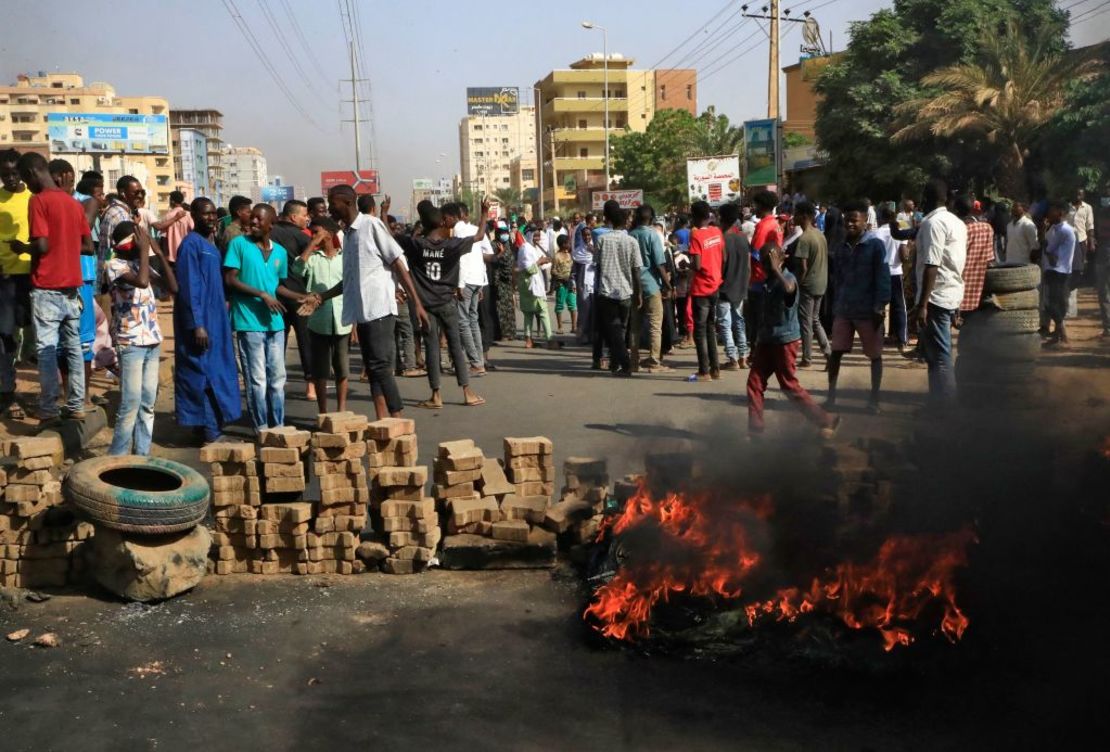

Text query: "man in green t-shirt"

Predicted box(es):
[223, 203, 306, 431]
[791, 201, 830, 367]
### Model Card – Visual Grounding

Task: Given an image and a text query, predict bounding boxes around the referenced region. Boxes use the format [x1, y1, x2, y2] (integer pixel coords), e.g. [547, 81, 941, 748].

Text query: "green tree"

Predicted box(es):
[493, 187, 523, 213]
[1040, 42, 1110, 194]
[814, 0, 1068, 201]
[691, 106, 744, 156]
[893, 22, 1102, 199]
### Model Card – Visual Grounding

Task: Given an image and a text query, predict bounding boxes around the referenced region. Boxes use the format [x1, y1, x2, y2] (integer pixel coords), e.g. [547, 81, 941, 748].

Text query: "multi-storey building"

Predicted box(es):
[176, 128, 208, 200]
[534, 55, 697, 212]
[0, 72, 175, 209]
[221, 144, 268, 200]
[458, 105, 536, 198]
[169, 109, 225, 203]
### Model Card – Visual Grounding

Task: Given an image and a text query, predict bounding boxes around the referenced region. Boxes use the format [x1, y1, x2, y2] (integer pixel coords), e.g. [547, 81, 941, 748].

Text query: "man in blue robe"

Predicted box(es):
[174, 197, 241, 443]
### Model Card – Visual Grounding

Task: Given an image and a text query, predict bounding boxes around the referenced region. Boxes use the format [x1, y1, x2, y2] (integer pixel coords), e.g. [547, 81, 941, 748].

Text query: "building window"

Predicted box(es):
[687, 84, 693, 99]
[129, 108, 139, 114]
[578, 119, 587, 129]
[502, 138, 509, 144]
[475, 151, 484, 157]
[501, 124, 508, 130]
[616, 117, 626, 128]
[474, 124, 483, 130]
[577, 91, 586, 99]
[69, 98, 80, 105]
[51, 82, 63, 89]
[502, 177, 510, 184]
[660, 85, 666, 100]
[522, 169, 535, 181]
[579, 148, 588, 158]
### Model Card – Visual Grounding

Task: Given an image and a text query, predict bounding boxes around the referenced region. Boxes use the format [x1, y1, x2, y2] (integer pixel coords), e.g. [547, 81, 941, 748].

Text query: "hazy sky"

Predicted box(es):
[3, 0, 1107, 199]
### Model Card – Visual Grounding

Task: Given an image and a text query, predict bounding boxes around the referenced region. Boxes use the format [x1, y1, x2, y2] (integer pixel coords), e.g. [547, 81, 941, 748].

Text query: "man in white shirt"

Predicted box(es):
[865, 198, 878, 231]
[873, 206, 909, 354]
[310, 185, 427, 419]
[446, 202, 493, 376]
[1067, 189, 1095, 317]
[1005, 202, 1039, 265]
[912, 179, 967, 407]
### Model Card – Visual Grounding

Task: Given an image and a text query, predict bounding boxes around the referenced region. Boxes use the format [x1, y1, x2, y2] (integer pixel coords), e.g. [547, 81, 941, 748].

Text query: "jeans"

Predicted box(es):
[798, 290, 829, 362]
[693, 293, 720, 374]
[394, 300, 416, 371]
[716, 297, 749, 361]
[236, 329, 286, 431]
[457, 284, 484, 367]
[888, 275, 908, 345]
[424, 302, 470, 390]
[594, 296, 632, 372]
[31, 288, 85, 418]
[357, 316, 403, 414]
[1096, 252, 1110, 333]
[1044, 270, 1069, 333]
[629, 292, 663, 363]
[109, 343, 160, 455]
[922, 304, 956, 405]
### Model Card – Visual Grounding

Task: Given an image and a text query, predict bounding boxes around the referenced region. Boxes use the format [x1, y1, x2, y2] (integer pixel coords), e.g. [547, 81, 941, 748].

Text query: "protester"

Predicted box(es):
[956, 194, 996, 314]
[748, 190, 784, 345]
[1095, 203, 1110, 339]
[219, 195, 253, 253]
[517, 227, 553, 348]
[551, 234, 577, 335]
[223, 203, 305, 431]
[295, 216, 350, 413]
[394, 199, 487, 408]
[17, 152, 90, 422]
[628, 204, 669, 371]
[913, 179, 967, 407]
[447, 202, 492, 375]
[0, 149, 33, 417]
[826, 200, 890, 413]
[1041, 199, 1077, 348]
[1067, 189, 1095, 319]
[491, 221, 517, 342]
[688, 200, 724, 381]
[307, 197, 328, 221]
[100, 177, 144, 276]
[105, 222, 177, 454]
[746, 244, 837, 436]
[152, 190, 193, 263]
[872, 205, 909, 355]
[1005, 202, 1039, 264]
[174, 198, 241, 445]
[572, 212, 596, 344]
[792, 200, 831, 366]
[270, 199, 315, 400]
[716, 202, 750, 371]
[592, 200, 642, 376]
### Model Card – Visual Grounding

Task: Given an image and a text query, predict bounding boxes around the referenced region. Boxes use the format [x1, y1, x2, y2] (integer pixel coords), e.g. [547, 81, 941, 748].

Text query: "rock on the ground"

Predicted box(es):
[6, 629, 30, 642]
[90, 526, 211, 602]
[439, 533, 556, 570]
[33, 632, 60, 648]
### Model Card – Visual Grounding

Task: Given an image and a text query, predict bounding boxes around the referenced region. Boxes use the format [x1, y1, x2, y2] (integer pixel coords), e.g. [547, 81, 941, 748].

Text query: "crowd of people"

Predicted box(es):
[0, 143, 1106, 452]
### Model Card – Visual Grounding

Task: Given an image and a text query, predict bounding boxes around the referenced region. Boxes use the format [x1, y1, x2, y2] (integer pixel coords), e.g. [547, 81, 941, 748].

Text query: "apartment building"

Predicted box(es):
[221, 144, 268, 199]
[169, 109, 225, 202]
[457, 105, 536, 197]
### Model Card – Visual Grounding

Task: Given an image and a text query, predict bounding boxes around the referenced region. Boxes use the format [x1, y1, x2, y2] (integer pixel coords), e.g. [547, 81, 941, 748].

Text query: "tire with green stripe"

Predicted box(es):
[64, 455, 210, 534]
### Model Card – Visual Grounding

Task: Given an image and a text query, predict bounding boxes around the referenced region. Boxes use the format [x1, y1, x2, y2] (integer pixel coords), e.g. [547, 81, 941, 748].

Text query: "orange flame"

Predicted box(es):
[584, 484, 976, 651]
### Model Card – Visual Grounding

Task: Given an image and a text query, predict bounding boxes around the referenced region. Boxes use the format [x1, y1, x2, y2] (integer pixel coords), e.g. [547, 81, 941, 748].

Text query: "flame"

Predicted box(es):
[1101, 436, 1110, 460]
[584, 484, 976, 651]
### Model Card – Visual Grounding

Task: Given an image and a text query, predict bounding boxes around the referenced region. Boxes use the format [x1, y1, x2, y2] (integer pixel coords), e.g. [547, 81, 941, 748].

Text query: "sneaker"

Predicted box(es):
[722, 358, 741, 371]
[710, 369, 721, 380]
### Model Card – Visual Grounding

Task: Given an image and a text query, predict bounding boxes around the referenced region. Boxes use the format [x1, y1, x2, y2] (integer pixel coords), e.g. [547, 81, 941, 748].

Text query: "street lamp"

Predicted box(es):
[581, 20, 610, 190]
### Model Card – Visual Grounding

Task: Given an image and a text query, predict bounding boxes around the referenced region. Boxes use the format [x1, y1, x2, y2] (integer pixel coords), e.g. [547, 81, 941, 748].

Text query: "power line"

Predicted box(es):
[221, 0, 319, 127]
[347, 0, 378, 170]
[1072, 0, 1110, 20]
[643, 0, 738, 70]
[255, 0, 328, 105]
[277, 0, 331, 82]
[1061, 0, 1098, 12]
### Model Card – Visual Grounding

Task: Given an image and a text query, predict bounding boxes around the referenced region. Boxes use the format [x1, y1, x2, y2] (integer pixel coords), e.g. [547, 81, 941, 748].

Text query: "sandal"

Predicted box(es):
[417, 399, 442, 410]
[464, 396, 486, 407]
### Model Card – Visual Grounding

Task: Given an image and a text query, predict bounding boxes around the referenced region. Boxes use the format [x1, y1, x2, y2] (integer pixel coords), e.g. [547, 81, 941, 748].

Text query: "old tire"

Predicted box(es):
[980, 288, 1039, 311]
[956, 355, 1036, 383]
[958, 329, 1042, 362]
[983, 263, 1041, 294]
[961, 308, 1041, 334]
[65, 455, 210, 535]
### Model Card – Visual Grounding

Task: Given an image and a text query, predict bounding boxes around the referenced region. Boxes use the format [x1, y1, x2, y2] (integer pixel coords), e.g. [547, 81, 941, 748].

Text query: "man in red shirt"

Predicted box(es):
[747, 190, 784, 346]
[688, 200, 724, 380]
[17, 152, 91, 422]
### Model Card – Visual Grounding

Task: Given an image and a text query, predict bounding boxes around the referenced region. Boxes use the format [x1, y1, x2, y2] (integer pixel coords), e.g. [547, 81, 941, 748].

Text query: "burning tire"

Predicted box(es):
[64, 456, 210, 534]
[982, 263, 1041, 295]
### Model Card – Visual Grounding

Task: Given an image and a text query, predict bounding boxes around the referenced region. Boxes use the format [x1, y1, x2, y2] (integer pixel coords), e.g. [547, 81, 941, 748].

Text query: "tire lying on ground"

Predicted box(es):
[982, 263, 1041, 295]
[980, 288, 1039, 312]
[65, 455, 210, 535]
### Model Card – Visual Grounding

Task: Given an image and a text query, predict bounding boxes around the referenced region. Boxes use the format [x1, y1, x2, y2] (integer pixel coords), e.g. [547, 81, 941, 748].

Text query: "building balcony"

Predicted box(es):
[553, 156, 604, 171]
[546, 97, 628, 114]
[551, 69, 630, 86]
[552, 127, 611, 143]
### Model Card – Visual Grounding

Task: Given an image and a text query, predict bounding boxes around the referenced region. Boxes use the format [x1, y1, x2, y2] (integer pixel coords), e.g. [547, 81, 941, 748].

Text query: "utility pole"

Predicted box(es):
[548, 127, 557, 215]
[768, 0, 780, 120]
[535, 87, 544, 220]
[341, 41, 367, 171]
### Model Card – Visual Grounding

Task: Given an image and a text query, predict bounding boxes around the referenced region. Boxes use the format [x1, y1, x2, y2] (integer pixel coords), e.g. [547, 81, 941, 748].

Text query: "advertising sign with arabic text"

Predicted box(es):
[686, 155, 741, 207]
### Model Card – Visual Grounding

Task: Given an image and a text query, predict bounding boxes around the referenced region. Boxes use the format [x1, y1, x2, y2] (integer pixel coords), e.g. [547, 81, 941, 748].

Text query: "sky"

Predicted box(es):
[2, 0, 1107, 200]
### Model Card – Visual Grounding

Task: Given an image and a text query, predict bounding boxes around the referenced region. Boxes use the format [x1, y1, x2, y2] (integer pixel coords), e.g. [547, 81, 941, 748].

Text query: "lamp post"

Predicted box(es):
[581, 21, 610, 190]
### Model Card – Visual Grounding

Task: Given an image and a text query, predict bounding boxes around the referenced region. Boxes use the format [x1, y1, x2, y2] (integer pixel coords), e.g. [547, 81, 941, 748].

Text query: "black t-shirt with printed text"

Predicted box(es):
[397, 234, 474, 307]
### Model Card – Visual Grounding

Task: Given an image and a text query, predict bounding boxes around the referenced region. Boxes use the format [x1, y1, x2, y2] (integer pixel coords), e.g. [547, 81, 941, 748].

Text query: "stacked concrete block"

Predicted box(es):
[258, 426, 311, 497]
[312, 412, 371, 538]
[0, 437, 89, 588]
[559, 457, 610, 511]
[503, 436, 555, 499]
[436, 440, 491, 533]
[202, 441, 261, 575]
[365, 417, 418, 472]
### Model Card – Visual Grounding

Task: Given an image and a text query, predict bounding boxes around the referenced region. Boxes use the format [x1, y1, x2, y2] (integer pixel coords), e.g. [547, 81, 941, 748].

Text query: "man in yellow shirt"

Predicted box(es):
[0, 148, 33, 413]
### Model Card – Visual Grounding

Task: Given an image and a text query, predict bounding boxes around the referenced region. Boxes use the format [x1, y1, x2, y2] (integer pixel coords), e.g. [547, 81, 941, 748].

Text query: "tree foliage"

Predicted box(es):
[611, 107, 744, 211]
[814, 0, 1069, 202]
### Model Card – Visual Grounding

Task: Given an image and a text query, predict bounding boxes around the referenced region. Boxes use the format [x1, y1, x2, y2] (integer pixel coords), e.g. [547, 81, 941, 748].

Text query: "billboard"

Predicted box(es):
[261, 184, 295, 204]
[320, 169, 379, 196]
[466, 87, 520, 116]
[47, 113, 169, 155]
[412, 178, 434, 190]
[591, 189, 644, 211]
[743, 118, 779, 187]
[686, 155, 741, 207]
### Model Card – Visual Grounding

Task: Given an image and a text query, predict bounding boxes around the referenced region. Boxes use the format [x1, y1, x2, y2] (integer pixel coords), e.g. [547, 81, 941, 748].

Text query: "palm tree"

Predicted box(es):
[690, 106, 744, 156]
[493, 187, 523, 213]
[893, 21, 1101, 199]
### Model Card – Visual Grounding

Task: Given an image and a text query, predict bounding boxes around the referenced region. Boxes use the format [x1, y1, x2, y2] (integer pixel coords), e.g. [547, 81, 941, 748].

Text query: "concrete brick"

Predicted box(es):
[506, 454, 555, 471]
[258, 426, 312, 448]
[436, 439, 476, 458]
[447, 519, 493, 536]
[259, 502, 313, 523]
[199, 442, 256, 463]
[506, 466, 555, 484]
[380, 498, 436, 520]
[209, 461, 258, 477]
[392, 545, 436, 562]
[501, 495, 549, 524]
[477, 458, 515, 496]
[260, 447, 301, 464]
[366, 417, 415, 440]
[314, 516, 335, 534]
[491, 519, 530, 542]
[318, 474, 355, 492]
[376, 466, 428, 487]
[542, 499, 594, 533]
[313, 442, 366, 461]
[503, 436, 553, 457]
[4, 484, 43, 503]
[440, 449, 484, 472]
[434, 467, 483, 486]
[448, 495, 500, 527]
[381, 557, 417, 574]
[512, 481, 553, 498]
[212, 490, 262, 507]
[318, 411, 369, 434]
[6, 468, 56, 485]
[382, 516, 436, 533]
[264, 476, 306, 494]
[262, 462, 305, 478]
[19, 455, 55, 471]
[8, 436, 63, 459]
[313, 459, 360, 475]
[433, 481, 475, 499]
[313, 431, 353, 449]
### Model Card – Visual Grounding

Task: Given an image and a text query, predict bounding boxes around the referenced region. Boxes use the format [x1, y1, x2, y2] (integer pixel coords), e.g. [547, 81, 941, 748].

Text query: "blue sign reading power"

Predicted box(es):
[90, 126, 127, 139]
